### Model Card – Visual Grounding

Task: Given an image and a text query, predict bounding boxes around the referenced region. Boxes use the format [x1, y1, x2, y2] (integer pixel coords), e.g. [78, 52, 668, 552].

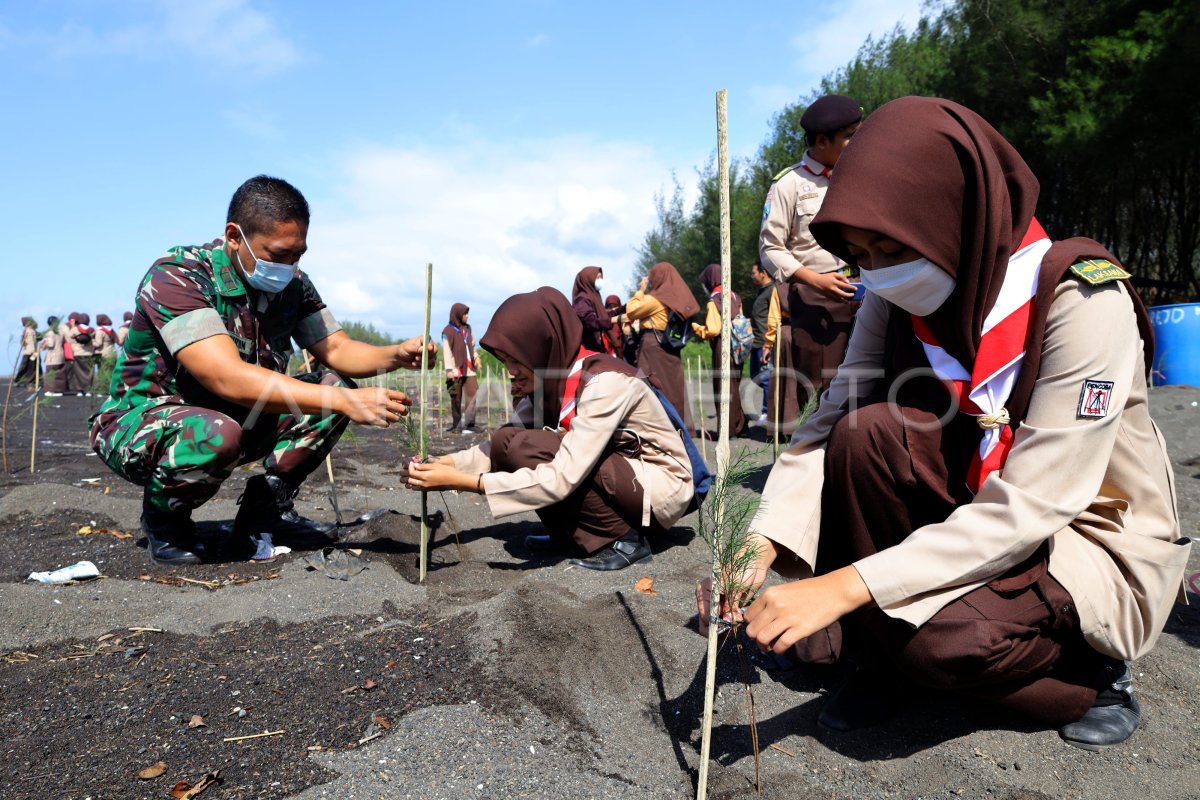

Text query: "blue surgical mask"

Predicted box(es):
[233, 224, 298, 293]
[859, 257, 955, 316]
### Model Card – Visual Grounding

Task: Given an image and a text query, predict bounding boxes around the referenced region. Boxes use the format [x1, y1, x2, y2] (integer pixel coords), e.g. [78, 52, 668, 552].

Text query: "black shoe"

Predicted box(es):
[524, 534, 561, 555]
[817, 666, 913, 732]
[1060, 661, 1141, 751]
[141, 498, 202, 565]
[234, 474, 337, 547]
[444, 425, 458, 433]
[568, 532, 650, 571]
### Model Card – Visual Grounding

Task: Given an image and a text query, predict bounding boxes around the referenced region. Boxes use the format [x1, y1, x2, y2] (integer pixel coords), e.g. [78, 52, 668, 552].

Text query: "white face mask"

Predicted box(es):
[858, 257, 956, 316]
[593, 276, 606, 291]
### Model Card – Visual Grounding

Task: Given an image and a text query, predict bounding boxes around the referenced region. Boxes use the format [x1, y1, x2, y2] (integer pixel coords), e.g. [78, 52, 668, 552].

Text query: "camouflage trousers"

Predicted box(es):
[90, 371, 350, 513]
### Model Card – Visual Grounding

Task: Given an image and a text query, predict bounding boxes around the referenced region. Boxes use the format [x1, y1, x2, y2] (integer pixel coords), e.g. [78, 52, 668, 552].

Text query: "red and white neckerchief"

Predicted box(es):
[801, 160, 830, 178]
[558, 346, 603, 431]
[911, 218, 1052, 493]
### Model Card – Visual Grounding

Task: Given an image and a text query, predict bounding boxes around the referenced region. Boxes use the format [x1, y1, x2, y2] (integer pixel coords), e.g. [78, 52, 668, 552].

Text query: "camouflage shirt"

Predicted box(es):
[93, 238, 341, 427]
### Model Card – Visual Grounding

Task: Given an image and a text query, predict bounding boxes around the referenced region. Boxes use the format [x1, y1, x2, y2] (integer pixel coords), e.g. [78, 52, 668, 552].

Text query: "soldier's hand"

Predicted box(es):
[342, 387, 411, 427]
[394, 336, 438, 370]
[809, 271, 857, 302]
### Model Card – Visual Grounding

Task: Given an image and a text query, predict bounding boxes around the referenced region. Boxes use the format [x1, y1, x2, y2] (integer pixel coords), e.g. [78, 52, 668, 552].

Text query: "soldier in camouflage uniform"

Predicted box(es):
[90, 175, 431, 565]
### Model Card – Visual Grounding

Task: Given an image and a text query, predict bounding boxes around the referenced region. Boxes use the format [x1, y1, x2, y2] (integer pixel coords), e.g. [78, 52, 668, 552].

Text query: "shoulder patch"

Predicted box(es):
[1068, 259, 1131, 286]
[772, 164, 796, 182]
[798, 192, 819, 202]
[1078, 379, 1114, 418]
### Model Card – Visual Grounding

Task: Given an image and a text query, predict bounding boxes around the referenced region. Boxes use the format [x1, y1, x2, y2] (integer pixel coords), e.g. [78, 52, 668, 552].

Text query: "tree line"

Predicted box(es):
[637, 0, 1199, 307]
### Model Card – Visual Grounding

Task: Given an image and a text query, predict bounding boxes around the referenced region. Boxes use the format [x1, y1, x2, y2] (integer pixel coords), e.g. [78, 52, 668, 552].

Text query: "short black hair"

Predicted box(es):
[227, 175, 310, 238]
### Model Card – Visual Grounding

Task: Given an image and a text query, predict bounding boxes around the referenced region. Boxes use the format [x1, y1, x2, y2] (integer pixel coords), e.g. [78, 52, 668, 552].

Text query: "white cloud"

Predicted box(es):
[525, 33, 550, 49]
[302, 136, 693, 338]
[9, 0, 299, 73]
[790, 0, 926, 83]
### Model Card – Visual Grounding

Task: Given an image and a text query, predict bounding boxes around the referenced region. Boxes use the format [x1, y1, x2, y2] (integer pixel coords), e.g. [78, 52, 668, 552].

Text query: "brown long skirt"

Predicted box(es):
[811, 396, 1103, 725]
[447, 375, 478, 429]
[788, 282, 860, 411]
[636, 330, 691, 431]
[489, 427, 648, 553]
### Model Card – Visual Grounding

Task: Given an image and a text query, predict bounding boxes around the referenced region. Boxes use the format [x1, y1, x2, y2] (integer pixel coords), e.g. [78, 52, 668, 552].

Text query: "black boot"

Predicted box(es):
[234, 473, 337, 547]
[568, 531, 651, 571]
[141, 495, 202, 566]
[1059, 660, 1141, 751]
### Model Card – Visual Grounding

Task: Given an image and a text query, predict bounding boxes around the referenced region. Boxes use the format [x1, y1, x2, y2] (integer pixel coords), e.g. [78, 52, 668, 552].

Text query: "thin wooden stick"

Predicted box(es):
[30, 350, 40, 474]
[419, 263, 433, 582]
[771, 326, 782, 460]
[1, 350, 18, 475]
[699, 87, 733, 800]
[223, 730, 285, 742]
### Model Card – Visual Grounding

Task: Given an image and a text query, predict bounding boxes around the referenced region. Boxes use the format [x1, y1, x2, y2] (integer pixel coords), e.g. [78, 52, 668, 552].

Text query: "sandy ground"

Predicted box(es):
[0, 380, 1198, 799]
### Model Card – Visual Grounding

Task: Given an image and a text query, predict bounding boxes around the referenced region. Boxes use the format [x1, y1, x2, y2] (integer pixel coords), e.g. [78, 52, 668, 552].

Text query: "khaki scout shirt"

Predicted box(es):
[21, 327, 36, 356]
[41, 331, 64, 366]
[441, 337, 476, 378]
[758, 153, 841, 281]
[450, 370, 693, 528]
[752, 279, 1189, 661]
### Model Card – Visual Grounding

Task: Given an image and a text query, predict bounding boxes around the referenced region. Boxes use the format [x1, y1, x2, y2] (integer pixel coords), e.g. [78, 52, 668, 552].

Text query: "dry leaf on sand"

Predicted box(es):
[170, 770, 219, 799]
[634, 577, 657, 596]
[136, 761, 166, 779]
[187, 714, 206, 729]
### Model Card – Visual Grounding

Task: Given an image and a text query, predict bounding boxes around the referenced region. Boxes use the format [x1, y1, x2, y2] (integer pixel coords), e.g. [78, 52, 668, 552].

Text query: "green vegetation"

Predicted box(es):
[640, 0, 1200, 299]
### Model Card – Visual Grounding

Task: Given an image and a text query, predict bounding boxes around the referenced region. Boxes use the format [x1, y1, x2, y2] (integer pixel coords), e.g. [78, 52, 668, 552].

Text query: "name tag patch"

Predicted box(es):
[1078, 379, 1114, 418]
[1069, 259, 1132, 285]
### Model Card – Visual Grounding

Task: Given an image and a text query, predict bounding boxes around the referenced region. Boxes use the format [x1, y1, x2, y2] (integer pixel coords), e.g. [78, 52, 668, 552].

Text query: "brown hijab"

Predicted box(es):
[699, 263, 742, 317]
[646, 262, 700, 319]
[481, 287, 643, 428]
[442, 303, 474, 371]
[571, 266, 612, 328]
[810, 96, 1152, 425]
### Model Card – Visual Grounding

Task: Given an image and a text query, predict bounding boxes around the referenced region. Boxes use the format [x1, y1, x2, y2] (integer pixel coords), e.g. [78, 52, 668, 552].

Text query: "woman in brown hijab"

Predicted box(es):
[407, 287, 694, 571]
[625, 262, 699, 428]
[699, 98, 1185, 750]
[441, 303, 479, 433]
[691, 263, 747, 437]
[570, 266, 614, 355]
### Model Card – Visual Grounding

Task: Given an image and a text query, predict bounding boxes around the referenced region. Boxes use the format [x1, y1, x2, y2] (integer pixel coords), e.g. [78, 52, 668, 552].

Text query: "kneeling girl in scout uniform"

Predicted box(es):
[405, 287, 694, 571]
[699, 97, 1188, 750]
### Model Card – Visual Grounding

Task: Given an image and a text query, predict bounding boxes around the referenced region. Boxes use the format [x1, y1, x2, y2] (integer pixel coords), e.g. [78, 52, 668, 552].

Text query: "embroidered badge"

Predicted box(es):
[1069, 259, 1132, 286]
[798, 192, 819, 202]
[761, 199, 771, 222]
[1078, 379, 1114, 418]
[801, 183, 815, 193]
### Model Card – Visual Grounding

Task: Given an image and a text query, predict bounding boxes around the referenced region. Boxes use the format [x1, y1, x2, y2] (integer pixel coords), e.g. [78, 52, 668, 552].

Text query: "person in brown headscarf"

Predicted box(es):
[691, 263, 747, 437]
[625, 262, 699, 428]
[604, 293, 638, 366]
[570, 266, 614, 355]
[116, 311, 133, 348]
[699, 98, 1186, 750]
[41, 316, 68, 395]
[14, 317, 40, 387]
[441, 303, 479, 433]
[94, 314, 118, 376]
[406, 287, 694, 571]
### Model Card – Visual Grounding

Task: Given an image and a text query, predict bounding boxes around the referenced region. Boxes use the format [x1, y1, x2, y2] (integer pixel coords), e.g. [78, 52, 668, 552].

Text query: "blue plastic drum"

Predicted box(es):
[1149, 303, 1200, 386]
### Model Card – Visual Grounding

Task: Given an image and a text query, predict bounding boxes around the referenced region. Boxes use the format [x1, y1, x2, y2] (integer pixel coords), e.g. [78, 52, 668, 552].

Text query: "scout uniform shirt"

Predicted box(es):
[759, 153, 841, 281]
[751, 278, 1188, 662]
[449, 370, 693, 529]
[624, 291, 668, 331]
[21, 325, 36, 356]
[92, 239, 341, 429]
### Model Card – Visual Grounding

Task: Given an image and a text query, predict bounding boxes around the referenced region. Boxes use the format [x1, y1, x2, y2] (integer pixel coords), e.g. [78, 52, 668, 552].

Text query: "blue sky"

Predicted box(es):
[1, 0, 924, 363]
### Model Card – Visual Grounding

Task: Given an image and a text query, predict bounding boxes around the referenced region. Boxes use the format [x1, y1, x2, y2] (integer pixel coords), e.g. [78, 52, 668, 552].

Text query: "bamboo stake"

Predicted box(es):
[29, 354, 40, 473]
[419, 263, 433, 582]
[301, 349, 336, 488]
[223, 730, 285, 742]
[1, 350, 18, 474]
[698, 87, 733, 800]
[772, 329, 782, 460]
